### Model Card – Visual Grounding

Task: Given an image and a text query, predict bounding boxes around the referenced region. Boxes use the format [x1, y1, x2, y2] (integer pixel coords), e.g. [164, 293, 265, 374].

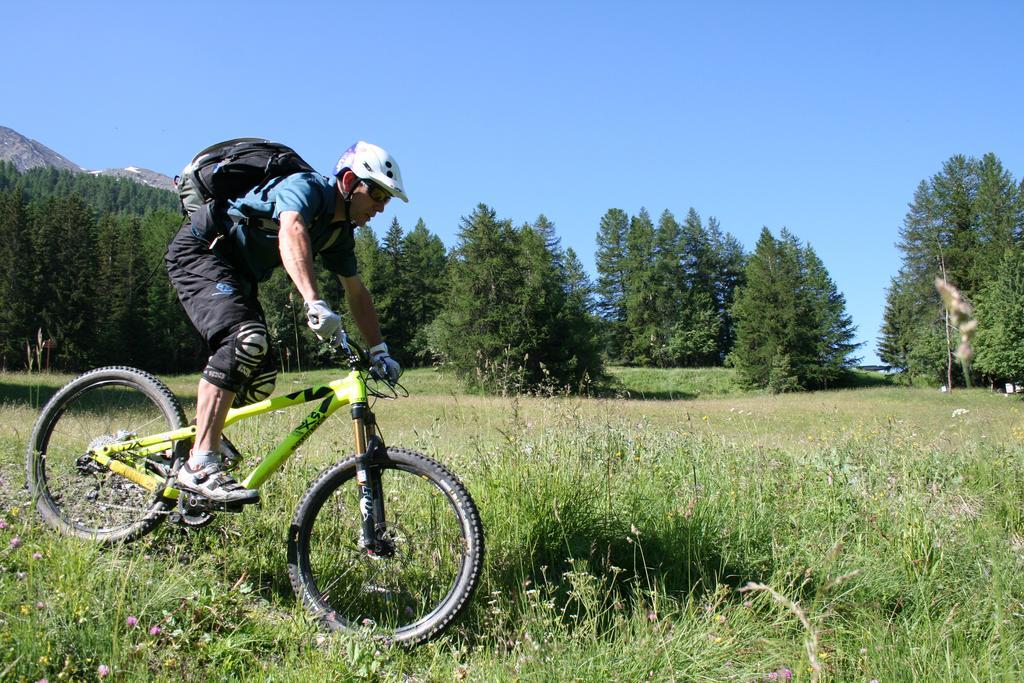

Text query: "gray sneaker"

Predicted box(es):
[175, 461, 259, 504]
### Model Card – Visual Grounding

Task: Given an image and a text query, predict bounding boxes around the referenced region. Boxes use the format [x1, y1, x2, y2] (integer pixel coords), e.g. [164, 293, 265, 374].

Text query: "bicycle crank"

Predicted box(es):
[169, 493, 250, 527]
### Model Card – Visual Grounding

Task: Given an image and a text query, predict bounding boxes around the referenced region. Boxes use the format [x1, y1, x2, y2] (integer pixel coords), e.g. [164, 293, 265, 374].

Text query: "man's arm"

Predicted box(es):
[278, 210, 319, 302]
[339, 274, 383, 347]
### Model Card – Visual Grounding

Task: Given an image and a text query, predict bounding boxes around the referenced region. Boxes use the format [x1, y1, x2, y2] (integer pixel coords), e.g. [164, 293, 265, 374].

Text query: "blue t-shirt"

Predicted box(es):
[224, 172, 357, 281]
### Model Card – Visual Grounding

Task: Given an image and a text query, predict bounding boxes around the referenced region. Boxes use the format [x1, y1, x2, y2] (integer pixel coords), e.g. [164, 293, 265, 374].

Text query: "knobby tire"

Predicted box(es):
[26, 366, 185, 543]
[287, 447, 484, 645]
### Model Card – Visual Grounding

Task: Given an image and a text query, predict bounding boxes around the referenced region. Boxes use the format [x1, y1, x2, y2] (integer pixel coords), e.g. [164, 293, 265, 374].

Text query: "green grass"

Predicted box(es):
[605, 365, 745, 399]
[2, 367, 1023, 681]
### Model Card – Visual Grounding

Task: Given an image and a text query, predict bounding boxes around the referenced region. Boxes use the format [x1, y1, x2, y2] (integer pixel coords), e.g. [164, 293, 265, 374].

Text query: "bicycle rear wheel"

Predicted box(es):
[288, 448, 483, 645]
[26, 366, 186, 543]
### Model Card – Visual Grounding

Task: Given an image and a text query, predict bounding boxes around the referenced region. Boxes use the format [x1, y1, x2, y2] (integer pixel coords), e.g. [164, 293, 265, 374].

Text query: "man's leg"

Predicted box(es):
[194, 378, 235, 456]
[165, 222, 265, 503]
[176, 320, 270, 503]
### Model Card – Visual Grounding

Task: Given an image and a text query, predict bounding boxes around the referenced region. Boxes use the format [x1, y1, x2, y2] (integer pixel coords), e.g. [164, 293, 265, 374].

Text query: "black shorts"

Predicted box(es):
[164, 208, 265, 351]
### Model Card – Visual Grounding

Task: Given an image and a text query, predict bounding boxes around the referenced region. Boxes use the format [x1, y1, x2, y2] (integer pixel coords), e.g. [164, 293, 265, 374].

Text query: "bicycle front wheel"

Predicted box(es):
[288, 448, 484, 645]
[26, 366, 186, 543]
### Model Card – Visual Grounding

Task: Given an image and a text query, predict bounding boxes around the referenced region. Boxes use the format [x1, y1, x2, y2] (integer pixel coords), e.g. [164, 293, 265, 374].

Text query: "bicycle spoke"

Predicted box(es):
[300, 461, 471, 636]
[28, 369, 184, 542]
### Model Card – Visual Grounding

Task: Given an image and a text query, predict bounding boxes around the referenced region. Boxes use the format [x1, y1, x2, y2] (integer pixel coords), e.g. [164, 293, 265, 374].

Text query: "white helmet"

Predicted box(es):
[334, 141, 408, 203]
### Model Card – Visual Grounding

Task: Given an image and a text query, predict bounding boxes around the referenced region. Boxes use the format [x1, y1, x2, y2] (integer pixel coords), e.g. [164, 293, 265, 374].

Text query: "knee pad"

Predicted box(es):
[234, 359, 278, 407]
[203, 322, 275, 404]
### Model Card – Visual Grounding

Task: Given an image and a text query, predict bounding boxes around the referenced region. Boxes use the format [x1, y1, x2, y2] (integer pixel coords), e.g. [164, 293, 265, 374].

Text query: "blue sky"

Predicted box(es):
[4, 1, 1022, 364]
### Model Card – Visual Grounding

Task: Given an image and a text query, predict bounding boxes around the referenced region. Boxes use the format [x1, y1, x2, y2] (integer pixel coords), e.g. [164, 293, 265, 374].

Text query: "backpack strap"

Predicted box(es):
[321, 224, 345, 250]
[255, 173, 290, 202]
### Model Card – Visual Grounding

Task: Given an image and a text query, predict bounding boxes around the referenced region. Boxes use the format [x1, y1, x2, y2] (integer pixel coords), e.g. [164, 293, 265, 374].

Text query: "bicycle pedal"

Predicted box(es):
[180, 496, 255, 514]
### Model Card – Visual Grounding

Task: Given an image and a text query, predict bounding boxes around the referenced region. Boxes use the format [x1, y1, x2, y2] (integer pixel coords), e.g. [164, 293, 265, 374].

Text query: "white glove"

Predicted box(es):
[369, 342, 402, 382]
[304, 299, 343, 344]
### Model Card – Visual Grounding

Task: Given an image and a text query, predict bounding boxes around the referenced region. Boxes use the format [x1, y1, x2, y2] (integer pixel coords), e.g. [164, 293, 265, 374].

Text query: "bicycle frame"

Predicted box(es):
[88, 369, 374, 499]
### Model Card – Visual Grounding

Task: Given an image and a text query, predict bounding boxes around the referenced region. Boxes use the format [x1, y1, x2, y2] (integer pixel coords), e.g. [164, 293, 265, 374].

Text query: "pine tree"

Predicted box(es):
[93, 213, 146, 365]
[973, 248, 1024, 383]
[532, 214, 562, 265]
[0, 187, 34, 368]
[430, 204, 602, 392]
[877, 274, 917, 372]
[730, 229, 802, 388]
[28, 194, 99, 369]
[375, 218, 412, 362]
[554, 246, 605, 389]
[429, 205, 525, 389]
[972, 154, 1024, 283]
[881, 154, 1024, 384]
[622, 209, 658, 365]
[730, 228, 857, 390]
[706, 216, 746, 361]
[563, 247, 595, 314]
[353, 224, 380, 293]
[800, 241, 861, 386]
[594, 208, 630, 360]
[400, 219, 448, 364]
[673, 209, 723, 366]
[649, 210, 683, 367]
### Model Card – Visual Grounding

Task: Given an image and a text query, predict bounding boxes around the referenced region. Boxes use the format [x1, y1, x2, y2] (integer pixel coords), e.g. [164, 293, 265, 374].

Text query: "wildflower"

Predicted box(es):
[97, 664, 110, 678]
[36, 601, 45, 610]
[780, 669, 793, 681]
[20, 604, 30, 615]
[0, 519, 6, 530]
[767, 673, 778, 681]
[126, 616, 138, 627]
[32, 552, 43, 560]
[149, 625, 162, 636]
[646, 610, 657, 622]
[16, 571, 27, 581]
[10, 537, 21, 549]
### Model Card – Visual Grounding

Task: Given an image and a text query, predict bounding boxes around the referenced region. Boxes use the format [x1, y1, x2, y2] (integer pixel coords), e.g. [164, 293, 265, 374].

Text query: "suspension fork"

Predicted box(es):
[351, 403, 390, 556]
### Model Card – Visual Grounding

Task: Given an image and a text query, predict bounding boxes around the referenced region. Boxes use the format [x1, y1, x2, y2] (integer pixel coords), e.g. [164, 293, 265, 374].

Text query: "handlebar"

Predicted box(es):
[333, 330, 406, 397]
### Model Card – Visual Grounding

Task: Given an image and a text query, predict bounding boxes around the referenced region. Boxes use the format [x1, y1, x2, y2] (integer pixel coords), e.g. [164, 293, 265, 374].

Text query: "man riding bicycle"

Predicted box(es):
[165, 141, 407, 504]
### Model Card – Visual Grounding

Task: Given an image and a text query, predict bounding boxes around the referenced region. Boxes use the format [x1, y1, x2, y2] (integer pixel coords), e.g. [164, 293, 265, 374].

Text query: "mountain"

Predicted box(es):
[90, 166, 176, 191]
[0, 125, 82, 173]
[0, 125, 175, 191]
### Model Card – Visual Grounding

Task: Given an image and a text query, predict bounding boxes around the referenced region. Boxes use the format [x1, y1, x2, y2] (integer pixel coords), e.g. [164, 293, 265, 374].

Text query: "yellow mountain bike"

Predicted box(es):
[25, 335, 483, 645]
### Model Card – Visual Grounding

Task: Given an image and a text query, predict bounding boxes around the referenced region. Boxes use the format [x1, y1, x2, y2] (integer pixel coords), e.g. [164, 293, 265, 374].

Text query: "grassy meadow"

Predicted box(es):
[1, 366, 1024, 681]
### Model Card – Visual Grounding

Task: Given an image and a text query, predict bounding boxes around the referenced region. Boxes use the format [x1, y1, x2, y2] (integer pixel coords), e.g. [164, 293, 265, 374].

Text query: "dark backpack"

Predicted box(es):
[175, 138, 316, 217]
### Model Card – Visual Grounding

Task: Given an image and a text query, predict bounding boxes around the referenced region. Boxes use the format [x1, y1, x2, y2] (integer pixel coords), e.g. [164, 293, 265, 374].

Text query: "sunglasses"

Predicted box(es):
[362, 179, 391, 205]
